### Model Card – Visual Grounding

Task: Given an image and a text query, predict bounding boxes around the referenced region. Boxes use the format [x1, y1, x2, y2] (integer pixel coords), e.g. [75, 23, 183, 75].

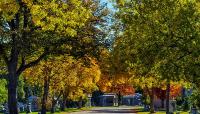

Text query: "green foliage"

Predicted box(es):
[190, 88, 200, 109]
[0, 79, 7, 104]
[0, 0, 91, 76]
[182, 97, 190, 111]
[176, 96, 189, 111]
[115, 0, 200, 81]
[18, 76, 25, 102]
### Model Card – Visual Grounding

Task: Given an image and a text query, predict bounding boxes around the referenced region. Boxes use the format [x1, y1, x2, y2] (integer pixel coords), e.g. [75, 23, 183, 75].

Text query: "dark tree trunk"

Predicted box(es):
[161, 98, 165, 108]
[61, 94, 67, 111]
[7, 49, 20, 114]
[145, 86, 155, 113]
[118, 91, 122, 106]
[41, 78, 49, 114]
[51, 99, 57, 113]
[150, 88, 155, 113]
[166, 80, 170, 114]
[8, 74, 19, 114]
[78, 97, 83, 109]
[51, 93, 61, 114]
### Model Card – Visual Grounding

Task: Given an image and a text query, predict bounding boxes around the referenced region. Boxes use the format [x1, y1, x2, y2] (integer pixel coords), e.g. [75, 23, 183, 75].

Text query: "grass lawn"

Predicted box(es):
[19, 107, 92, 114]
[133, 106, 189, 114]
[20, 112, 67, 114]
[137, 111, 189, 114]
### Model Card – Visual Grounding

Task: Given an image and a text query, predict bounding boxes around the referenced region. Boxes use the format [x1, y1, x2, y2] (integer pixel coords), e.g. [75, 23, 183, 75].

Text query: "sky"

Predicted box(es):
[100, 0, 115, 10]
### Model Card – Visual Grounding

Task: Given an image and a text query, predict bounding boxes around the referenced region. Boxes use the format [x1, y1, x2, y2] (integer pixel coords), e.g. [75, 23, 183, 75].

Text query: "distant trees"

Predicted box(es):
[98, 48, 135, 105]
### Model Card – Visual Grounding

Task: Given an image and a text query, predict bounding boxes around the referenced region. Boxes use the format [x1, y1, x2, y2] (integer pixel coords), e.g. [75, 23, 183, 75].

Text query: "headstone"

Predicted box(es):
[113, 97, 117, 106]
[169, 100, 176, 113]
[191, 107, 198, 114]
[18, 102, 25, 112]
[144, 105, 150, 111]
[1, 105, 6, 114]
[87, 94, 92, 107]
[26, 103, 31, 113]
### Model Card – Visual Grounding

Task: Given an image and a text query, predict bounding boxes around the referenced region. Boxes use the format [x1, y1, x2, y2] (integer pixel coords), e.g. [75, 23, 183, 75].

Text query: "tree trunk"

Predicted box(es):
[118, 91, 122, 106]
[78, 97, 84, 109]
[41, 78, 49, 114]
[8, 74, 19, 114]
[161, 98, 165, 108]
[149, 88, 155, 113]
[61, 94, 67, 111]
[145, 86, 155, 113]
[150, 88, 155, 113]
[51, 99, 57, 113]
[166, 80, 170, 114]
[51, 92, 62, 113]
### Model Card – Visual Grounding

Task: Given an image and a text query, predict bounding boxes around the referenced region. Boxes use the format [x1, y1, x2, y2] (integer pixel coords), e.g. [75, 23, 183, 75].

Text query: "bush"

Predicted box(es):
[189, 89, 200, 109]
[182, 97, 190, 111]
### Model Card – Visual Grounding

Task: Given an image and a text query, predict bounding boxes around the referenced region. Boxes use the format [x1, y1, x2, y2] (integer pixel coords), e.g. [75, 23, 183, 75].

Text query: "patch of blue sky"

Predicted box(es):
[100, 0, 116, 11]
[94, 0, 117, 48]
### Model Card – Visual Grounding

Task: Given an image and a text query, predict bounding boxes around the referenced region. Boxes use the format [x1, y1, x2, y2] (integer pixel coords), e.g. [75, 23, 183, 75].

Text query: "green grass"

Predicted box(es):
[133, 106, 189, 114]
[19, 107, 92, 114]
[137, 111, 189, 114]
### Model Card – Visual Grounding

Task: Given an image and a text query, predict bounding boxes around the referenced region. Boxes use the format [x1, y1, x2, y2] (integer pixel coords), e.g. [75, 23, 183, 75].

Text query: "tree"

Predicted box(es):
[61, 57, 101, 110]
[70, 0, 110, 58]
[24, 56, 101, 113]
[115, 0, 200, 113]
[98, 73, 135, 106]
[97, 45, 136, 105]
[130, 74, 164, 113]
[154, 82, 183, 108]
[0, 0, 90, 113]
[24, 56, 72, 114]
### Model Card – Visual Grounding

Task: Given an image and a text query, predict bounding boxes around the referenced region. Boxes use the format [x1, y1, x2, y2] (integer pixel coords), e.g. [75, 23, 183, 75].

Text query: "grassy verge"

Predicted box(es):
[136, 111, 188, 114]
[18, 107, 92, 114]
[133, 106, 189, 114]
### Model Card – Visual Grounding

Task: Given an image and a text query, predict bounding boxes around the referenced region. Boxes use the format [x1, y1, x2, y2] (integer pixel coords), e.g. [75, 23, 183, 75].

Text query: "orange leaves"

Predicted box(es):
[97, 74, 112, 92]
[111, 84, 135, 95]
[170, 84, 182, 99]
[97, 73, 135, 95]
[154, 83, 182, 99]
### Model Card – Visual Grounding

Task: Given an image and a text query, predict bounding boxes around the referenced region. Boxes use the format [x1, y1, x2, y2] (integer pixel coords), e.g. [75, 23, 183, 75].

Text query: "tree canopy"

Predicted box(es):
[114, 0, 200, 113]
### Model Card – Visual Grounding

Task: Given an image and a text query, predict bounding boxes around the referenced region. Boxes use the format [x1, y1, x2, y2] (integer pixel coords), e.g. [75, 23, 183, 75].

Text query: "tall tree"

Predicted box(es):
[24, 56, 75, 114]
[115, 0, 200, 113]
[130, 74, 164, 113]
[24, 56, 101, 113]
[0, 0, 90, 113]
[61, 57, 101, 110]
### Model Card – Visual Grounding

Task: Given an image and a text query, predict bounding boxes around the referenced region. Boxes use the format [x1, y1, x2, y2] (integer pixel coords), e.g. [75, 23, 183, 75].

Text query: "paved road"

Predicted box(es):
[69, 106, 136, 114]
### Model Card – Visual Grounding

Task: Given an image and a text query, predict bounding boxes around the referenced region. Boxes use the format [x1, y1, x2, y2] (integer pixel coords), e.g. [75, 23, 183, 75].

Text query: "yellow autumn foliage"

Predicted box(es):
[24, 55, 101, 101]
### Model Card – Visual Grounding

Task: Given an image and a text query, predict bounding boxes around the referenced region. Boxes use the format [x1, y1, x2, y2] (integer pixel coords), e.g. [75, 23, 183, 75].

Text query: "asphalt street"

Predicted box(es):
[69, 106, 136, 114]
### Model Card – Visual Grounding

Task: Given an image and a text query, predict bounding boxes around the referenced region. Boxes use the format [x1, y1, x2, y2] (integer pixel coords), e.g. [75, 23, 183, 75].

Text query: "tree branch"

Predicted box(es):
[17, 51, 48, 75]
